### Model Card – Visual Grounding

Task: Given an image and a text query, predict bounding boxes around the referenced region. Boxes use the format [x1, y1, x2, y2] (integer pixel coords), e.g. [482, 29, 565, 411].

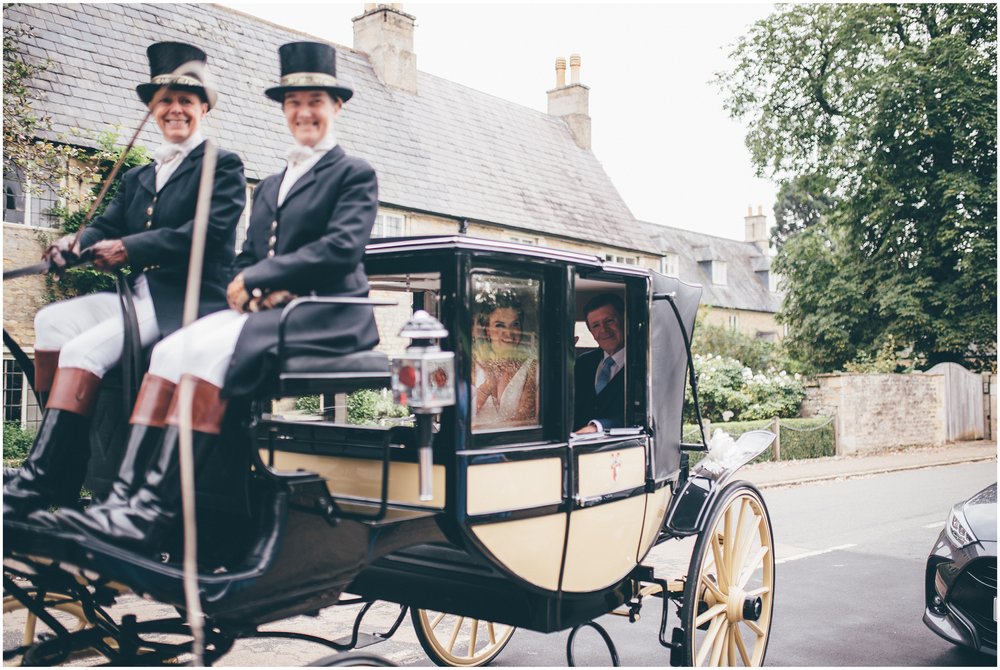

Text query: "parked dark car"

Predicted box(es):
[924, 482, 997, 656]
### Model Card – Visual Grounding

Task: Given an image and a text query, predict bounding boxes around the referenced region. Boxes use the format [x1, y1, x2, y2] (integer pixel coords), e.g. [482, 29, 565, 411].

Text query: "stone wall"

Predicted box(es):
[801, 373, 947, 454]
[3, 224, 56, 347]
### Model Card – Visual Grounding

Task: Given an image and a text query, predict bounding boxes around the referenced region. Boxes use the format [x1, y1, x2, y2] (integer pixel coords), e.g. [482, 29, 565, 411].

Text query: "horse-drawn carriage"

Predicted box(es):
[3, 236, 776, 666]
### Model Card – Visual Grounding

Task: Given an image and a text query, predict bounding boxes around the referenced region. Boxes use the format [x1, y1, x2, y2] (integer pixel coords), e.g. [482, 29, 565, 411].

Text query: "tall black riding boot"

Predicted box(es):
[101, 375, 176, 507]
[59, 375, 227, 554]
[4, 351, 60, 486]
[3, 368, 101, 520]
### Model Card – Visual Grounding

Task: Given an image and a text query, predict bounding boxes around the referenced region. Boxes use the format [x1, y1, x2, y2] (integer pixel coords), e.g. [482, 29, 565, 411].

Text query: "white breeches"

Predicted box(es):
[147, 309, 249, 388]
[34, 276, 160, 377]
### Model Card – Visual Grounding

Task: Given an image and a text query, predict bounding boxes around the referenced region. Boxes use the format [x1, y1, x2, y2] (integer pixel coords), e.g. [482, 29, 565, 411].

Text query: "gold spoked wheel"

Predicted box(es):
[3, 592, 91, 646]
[682, 482, 774, 667]
[411, 609, 515, 667]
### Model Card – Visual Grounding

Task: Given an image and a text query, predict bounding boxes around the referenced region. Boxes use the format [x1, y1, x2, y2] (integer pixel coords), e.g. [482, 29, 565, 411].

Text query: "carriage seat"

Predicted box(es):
[275, 350, 391, 398]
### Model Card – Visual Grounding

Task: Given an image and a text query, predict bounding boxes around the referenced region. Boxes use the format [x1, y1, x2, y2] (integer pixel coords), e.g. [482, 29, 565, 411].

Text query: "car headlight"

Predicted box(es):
[945, 503, 978, 548]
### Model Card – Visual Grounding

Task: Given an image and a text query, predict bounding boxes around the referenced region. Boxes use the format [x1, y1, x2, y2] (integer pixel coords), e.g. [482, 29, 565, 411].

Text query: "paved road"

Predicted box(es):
[5, 461, 996, 666]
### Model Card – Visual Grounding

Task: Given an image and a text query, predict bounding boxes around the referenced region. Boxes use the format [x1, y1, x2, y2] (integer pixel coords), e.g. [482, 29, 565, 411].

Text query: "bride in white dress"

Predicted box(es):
[472, 294, 538, 429]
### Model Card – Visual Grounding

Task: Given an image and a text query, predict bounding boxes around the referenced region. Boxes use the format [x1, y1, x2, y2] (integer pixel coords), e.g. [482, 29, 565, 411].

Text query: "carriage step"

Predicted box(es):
[338, 501, 438, 527]
[332, 632, 388, 649]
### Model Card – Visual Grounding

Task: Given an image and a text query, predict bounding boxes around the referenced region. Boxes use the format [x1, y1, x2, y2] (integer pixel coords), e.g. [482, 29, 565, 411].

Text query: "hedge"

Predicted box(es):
[3, 421, 35, 467]
[682, 416, 836, 467]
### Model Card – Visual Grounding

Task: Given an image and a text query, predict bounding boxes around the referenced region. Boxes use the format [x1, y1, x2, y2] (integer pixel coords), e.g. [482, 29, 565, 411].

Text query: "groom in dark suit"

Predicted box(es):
[574, 294, 626, 433]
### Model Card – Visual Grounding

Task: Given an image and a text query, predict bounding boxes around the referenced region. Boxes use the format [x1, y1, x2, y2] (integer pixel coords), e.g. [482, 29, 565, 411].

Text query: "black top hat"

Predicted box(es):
[265, 42, 354, 103]
[136, 42, 217, 110]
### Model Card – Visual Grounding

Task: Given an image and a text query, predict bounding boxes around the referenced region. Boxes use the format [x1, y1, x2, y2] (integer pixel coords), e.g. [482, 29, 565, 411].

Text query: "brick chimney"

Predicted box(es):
[744, 205, 770, 253]
[547, 54, 591, 149]
[353, 4, 417, 93]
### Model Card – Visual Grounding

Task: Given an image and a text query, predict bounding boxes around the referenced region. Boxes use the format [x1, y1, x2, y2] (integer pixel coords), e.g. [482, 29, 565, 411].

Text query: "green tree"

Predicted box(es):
[774, 224, 886, 372]
[46, 132, 149, 300]
[771, 173, 836, 251]
[718, 4, 997, 371]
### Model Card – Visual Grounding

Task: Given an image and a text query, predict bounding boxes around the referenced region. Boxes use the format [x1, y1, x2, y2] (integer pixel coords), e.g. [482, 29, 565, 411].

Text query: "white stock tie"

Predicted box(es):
[154, 144, 185, 191]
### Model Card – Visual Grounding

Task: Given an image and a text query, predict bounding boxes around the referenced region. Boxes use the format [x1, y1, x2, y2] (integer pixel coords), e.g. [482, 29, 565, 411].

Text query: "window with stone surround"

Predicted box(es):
[2, 358, 41, 430]
[508, 235, 537, 245]
[235, 183, 256, 251]
[372, 213, 406, 239]
[605, 253, 637, 266]
[712, 260, 728, 286]
[2, 171, 61, 228]
[660, 253, 679, 277]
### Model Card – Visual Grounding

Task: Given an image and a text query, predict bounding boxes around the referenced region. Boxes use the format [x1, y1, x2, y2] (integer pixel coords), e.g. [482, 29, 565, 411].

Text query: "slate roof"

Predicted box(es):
[641, 221, 782, 314]
[4, 3, 656, 254]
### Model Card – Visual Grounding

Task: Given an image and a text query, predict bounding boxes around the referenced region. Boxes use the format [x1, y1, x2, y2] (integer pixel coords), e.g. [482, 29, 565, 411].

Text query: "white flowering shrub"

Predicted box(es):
[685, 354, 805, 422]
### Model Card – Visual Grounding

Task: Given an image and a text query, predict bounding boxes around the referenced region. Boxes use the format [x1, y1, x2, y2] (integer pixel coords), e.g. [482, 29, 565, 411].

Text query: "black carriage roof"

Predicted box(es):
[365, 235, 651, 279]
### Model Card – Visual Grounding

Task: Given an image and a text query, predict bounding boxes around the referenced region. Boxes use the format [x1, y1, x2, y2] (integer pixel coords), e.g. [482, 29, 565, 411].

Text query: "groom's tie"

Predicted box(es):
[595, 356, 615, 394]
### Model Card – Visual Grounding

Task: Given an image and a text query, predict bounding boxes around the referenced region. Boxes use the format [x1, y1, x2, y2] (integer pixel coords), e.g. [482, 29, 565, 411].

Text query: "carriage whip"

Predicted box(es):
[176, 138, 217, 667]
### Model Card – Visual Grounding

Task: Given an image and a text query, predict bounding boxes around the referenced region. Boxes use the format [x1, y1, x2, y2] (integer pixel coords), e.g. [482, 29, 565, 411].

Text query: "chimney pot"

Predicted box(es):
[353, 3, 417, 93]
[747, 205, 753, 216]
[569, 53, 581, 84]
[547, 54, 590, 149]
[757, 205, 763, 216]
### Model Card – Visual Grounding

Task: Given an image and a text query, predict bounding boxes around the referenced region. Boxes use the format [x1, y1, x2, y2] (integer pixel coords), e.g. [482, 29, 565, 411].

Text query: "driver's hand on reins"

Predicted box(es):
[227, 273, 296, 313]
[227, 273, 251, 312]
[42, 234, 82, 271]
[88, 240, 129, 271]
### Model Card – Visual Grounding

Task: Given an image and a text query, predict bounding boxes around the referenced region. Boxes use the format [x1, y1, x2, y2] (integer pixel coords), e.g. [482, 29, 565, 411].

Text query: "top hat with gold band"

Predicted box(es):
[136, 42, 218, 110]
[265, 42, 354, 103]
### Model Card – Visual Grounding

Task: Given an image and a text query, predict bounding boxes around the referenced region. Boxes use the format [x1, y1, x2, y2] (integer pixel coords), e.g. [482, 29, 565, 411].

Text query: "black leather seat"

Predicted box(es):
[276, 350, 391, 397]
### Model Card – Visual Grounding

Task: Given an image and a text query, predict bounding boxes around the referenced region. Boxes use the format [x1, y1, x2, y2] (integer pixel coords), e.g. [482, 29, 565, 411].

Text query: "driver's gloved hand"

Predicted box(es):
[41, 234, 81, 271]
[88, 239, 129, 271]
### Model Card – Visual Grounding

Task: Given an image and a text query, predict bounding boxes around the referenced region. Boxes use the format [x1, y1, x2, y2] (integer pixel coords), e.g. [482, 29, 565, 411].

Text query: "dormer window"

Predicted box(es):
[712, 260, 727, 286]
[660, 252, 679, 277]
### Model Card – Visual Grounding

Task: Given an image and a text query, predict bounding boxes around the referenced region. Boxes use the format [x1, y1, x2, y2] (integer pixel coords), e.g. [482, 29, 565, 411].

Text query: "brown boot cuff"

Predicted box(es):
[166, 375, 228, 434]
[34, 350, 60, 394]
[47, 368, 102, 415]
[130, 375, 177, 427]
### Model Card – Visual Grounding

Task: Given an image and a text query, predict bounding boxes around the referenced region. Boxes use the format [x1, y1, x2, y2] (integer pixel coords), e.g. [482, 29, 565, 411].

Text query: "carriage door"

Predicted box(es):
[463, 269, 570, 593]
[561, 274, 650, 593]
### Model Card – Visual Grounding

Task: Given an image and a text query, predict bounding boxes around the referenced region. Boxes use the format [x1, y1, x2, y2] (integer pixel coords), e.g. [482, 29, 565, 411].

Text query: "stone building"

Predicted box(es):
[643, 206, 783, 340]
[2, 3, 779, 426]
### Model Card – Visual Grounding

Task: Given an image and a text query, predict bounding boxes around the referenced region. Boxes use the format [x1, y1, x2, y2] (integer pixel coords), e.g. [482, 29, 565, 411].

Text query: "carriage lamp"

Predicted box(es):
[392, 310, 455, 501]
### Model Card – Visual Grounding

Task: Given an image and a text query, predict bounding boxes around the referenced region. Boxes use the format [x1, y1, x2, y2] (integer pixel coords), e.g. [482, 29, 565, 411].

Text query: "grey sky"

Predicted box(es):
[227, 2, 778, 241]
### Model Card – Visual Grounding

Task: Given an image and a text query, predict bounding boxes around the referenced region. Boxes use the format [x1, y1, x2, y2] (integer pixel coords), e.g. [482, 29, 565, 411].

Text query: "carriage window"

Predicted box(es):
[573, 280, 627, 433]
[471, 274, 541, 432]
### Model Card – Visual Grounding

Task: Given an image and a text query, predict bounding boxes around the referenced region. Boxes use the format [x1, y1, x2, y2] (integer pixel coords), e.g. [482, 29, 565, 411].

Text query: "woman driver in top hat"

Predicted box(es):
[3, 42, 246, 521]
[56, 41, 380, 553]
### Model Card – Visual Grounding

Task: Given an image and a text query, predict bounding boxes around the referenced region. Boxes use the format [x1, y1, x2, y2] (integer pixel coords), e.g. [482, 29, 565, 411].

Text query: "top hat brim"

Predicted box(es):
[265, 84, 354, 104]
[136, 82, 216, 110]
